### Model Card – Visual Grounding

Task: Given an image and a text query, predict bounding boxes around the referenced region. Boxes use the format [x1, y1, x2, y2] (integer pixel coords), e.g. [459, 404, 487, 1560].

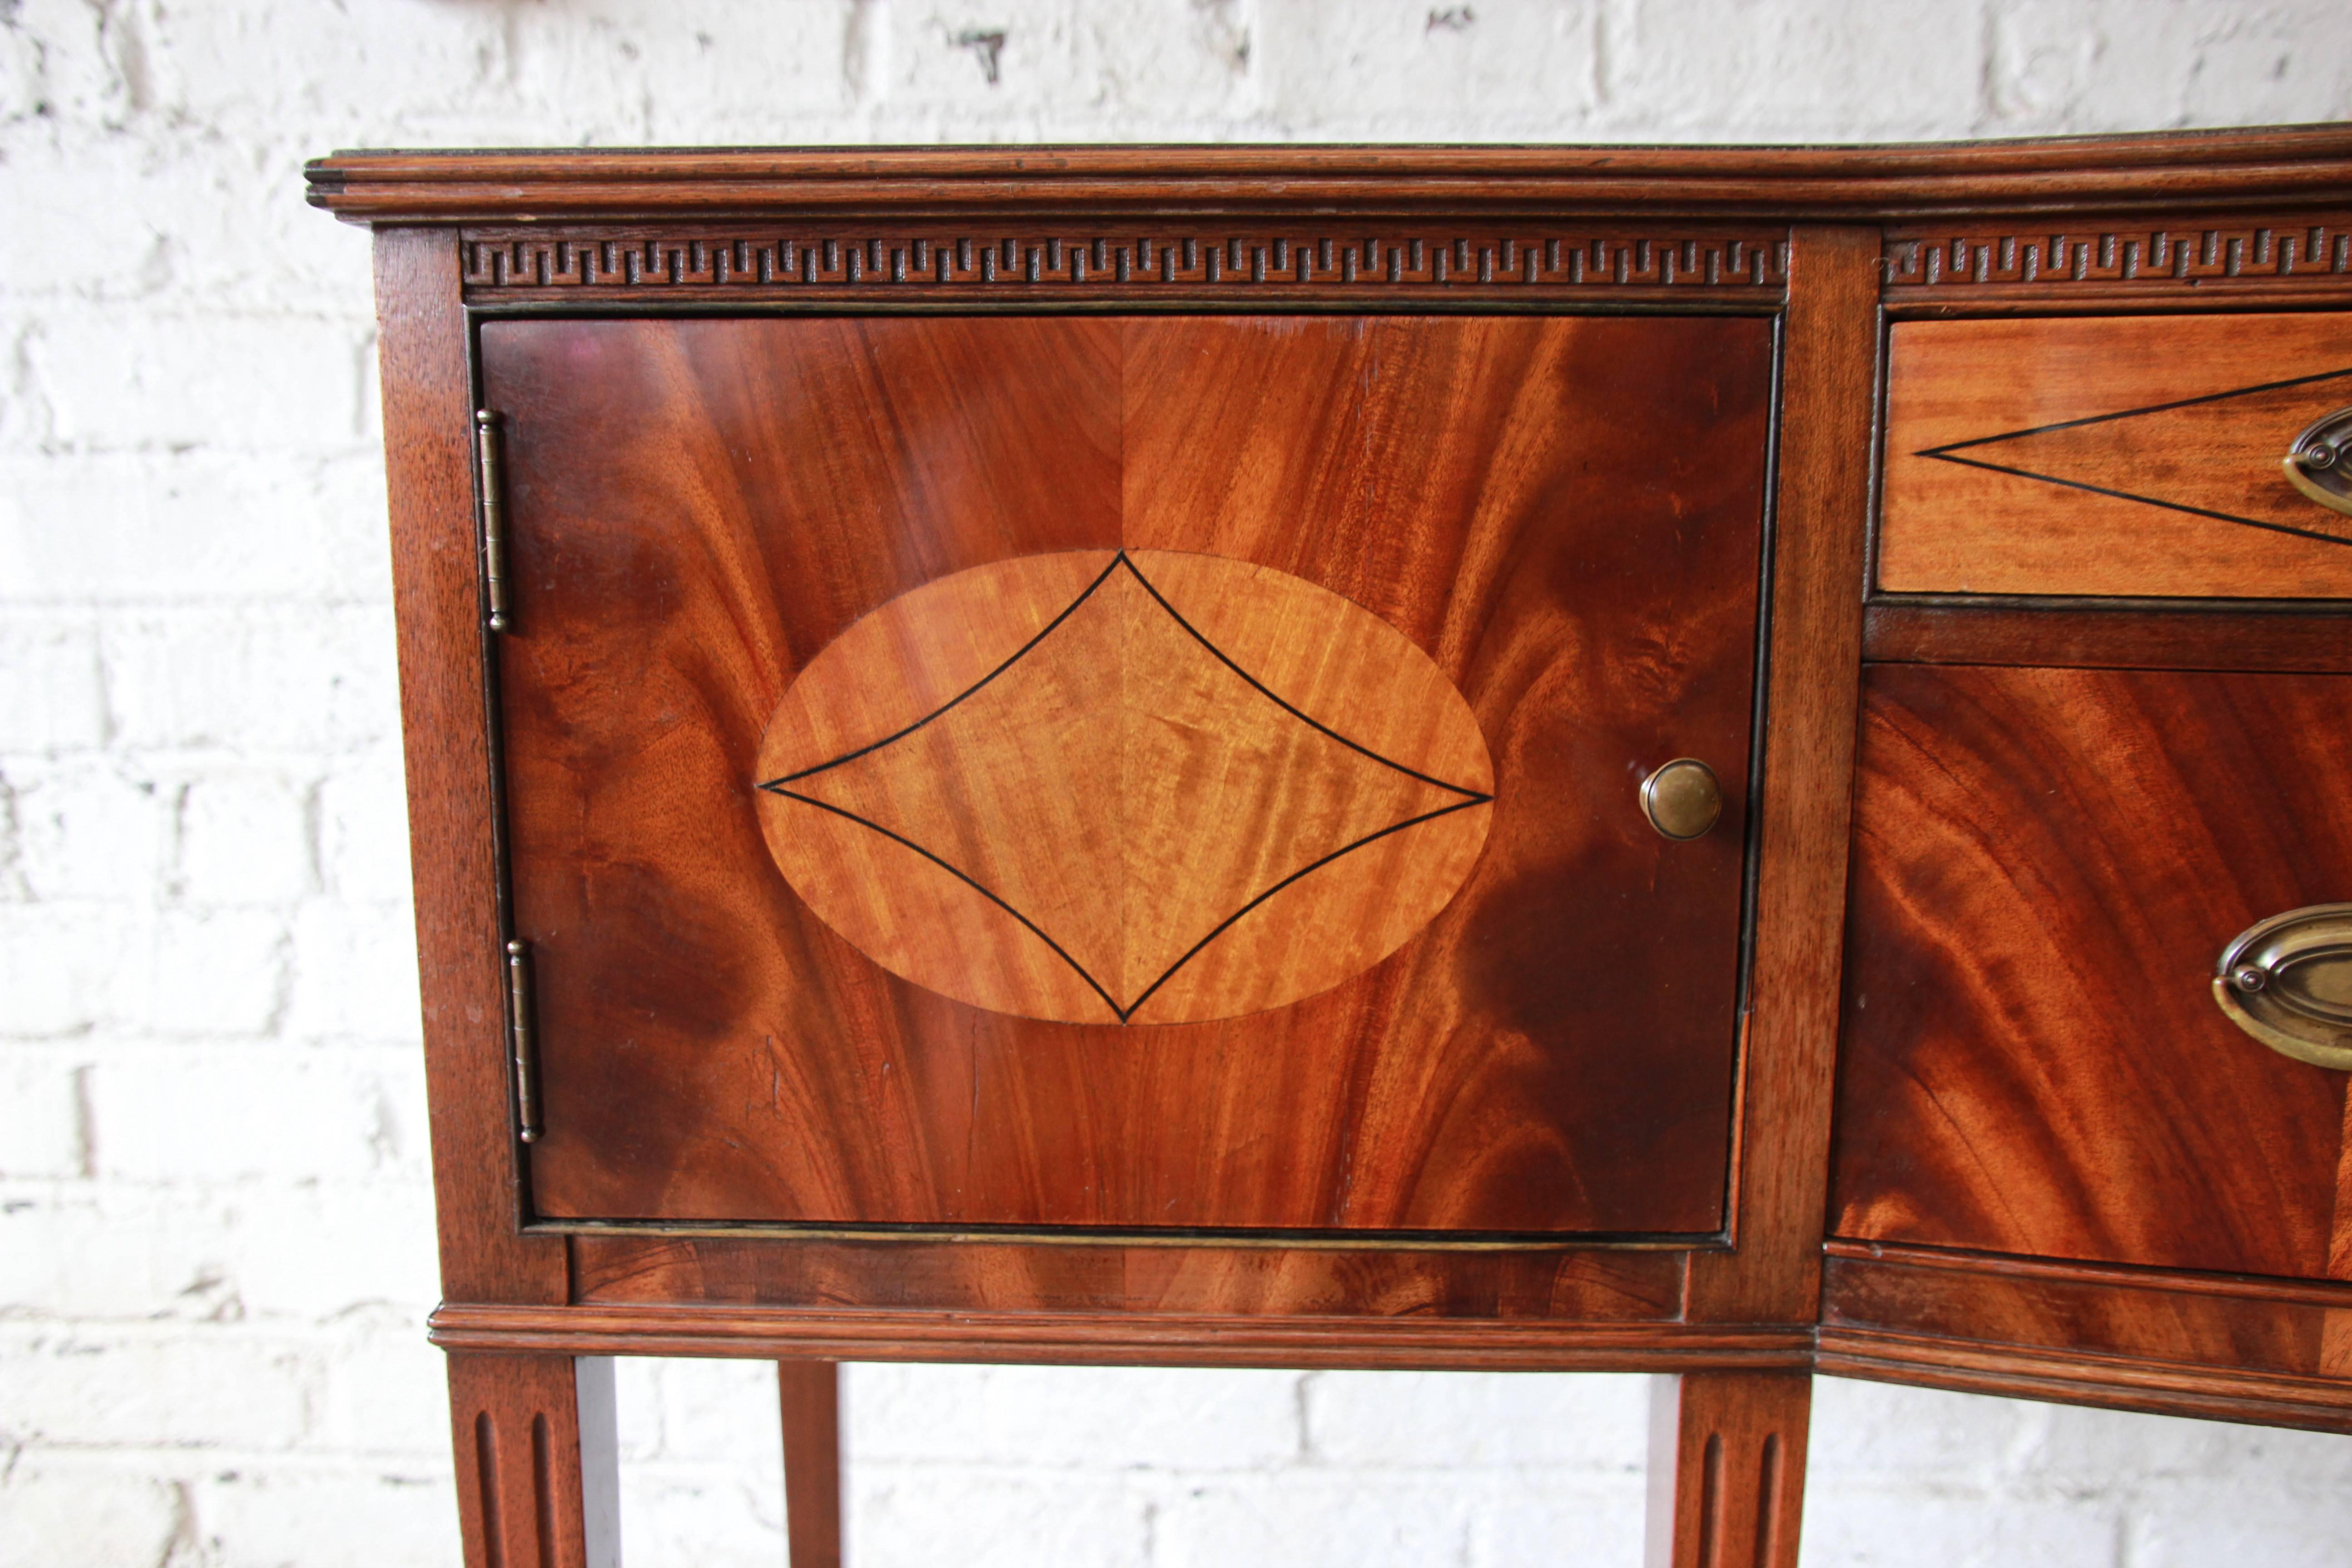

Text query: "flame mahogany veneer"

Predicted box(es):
[315, 129, 2352, 1568]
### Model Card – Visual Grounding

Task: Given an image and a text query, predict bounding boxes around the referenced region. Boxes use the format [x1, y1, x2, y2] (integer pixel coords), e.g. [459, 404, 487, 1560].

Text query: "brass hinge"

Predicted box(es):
[505, 938, 541, 1142]
[474, 409, 512, 632]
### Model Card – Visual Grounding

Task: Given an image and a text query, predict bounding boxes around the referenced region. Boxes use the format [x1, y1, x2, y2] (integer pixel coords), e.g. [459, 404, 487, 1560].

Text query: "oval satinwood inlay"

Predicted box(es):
[754, 549, 1495, 1025]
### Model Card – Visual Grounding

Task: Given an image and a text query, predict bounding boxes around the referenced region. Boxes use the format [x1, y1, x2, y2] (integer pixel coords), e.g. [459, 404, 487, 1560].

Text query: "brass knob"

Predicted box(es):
[2282, 405, 2352, 518]
[2212, 903, 2352, 1070]
[1641, 758, 1723, 842]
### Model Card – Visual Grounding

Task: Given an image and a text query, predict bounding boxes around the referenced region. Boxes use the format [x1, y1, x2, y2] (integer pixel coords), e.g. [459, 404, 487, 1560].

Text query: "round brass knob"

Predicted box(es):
[1641, 758, 1724, 842]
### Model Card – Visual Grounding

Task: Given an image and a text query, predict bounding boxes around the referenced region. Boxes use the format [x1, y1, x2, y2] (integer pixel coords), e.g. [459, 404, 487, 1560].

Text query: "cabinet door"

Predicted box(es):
[1834, 665, 2352, 1280]
[480, 314, 1772, 1237]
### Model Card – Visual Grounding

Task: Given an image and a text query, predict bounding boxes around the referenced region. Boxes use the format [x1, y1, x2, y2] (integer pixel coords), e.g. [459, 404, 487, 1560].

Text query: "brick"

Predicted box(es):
[853, 2, 1095, 131]
[3, 0, 151, 128]
[852, 1467, 1150, 1568]
[499, 4, 856, 146]
[850, 1362, 1303, 1469]
[1599, 0, 1984, 142]
[0, 1047, 91, 1178]
[0, 1321, 315, 1450]
[2028, 1398, 2352, 1489]
[21, 306, 363, 453]
[8, 758, 168, 903]
[307, 1308, 455, 1459]
[0, 1457, 187, 1568]
[129, 907, 289, 1035]
[1462, 1473, 1647, 1568]
[315, 748, 414, 903]
[1149, 1469, 1474, 1568]
[283, 897, 422, 1042]
[0, 617, 108, 751]
[1801, 1485, 2124, 1567]
[0, 451, 389, 604]
[0, 1182, 240, 1319]
[231, 1176, 442, 1316]
[1304, 1370, 1647, 1470]
[105, 606, 396, 754]
[2129, 1475, 2352, 1567]
[175, 768, 317, 905]
[0, 902, 130, 1036]
[87, 1044, 426, 1184]
[619, 1355, 788, 1468]
[0, 1172, 436, 1321]
[620, 1465, 787, 1568]
[0, 12, 45, 127]
[2174, 4, 2352, 130]
[1255, 3, 1602, 137]
[190, 1461, 462, 1568]
[1810, 1375, 2039, 1485]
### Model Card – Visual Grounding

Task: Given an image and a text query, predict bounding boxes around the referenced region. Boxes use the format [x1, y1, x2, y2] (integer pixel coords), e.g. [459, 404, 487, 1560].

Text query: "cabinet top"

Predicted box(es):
[306, 124, 2352, 225]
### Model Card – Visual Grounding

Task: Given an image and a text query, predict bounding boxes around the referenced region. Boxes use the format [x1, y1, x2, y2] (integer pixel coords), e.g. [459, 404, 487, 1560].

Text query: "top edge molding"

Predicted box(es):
[305, 126, 2352, 225]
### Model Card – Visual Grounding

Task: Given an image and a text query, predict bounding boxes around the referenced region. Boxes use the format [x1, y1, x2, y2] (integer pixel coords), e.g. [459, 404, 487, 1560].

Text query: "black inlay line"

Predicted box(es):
[1117, 794, 1492, 1022]
[760, 786, 1128, 1021]
[1915, 363, 2352, 458]
[764, 549, 1128, 787]
[1918, 451, 2352, 550]
[1116, 553, 1493, 800]
[762, 784, 1490, 1024]
[755, 548, 1498, 1023]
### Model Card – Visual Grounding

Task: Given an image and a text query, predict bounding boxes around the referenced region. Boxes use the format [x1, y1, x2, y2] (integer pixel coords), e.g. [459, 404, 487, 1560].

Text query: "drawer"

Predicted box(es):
[479, 313, 1772, 1238]
[1832, 664, 2352, 1279]
[1879, 313, 2352, 599]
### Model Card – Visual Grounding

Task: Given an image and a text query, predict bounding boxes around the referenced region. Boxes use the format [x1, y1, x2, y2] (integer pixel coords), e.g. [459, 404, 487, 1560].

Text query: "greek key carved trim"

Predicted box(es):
[1885, 223, 2352, 289]
[459, 230, 1789, 293]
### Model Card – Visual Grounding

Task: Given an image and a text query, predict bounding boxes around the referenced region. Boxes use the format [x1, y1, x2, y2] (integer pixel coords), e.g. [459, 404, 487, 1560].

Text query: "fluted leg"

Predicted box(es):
[446, 1353, 618, 1568]
[1645, 1372, 1811, 1568]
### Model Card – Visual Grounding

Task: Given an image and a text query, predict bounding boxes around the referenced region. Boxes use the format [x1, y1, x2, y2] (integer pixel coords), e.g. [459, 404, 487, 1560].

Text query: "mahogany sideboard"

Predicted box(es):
[307, 128, 2352, 1567]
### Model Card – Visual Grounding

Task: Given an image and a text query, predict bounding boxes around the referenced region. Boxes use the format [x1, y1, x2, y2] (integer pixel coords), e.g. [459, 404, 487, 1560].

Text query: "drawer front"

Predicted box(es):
[1880, 313, 2352, 599]
[480, 313, 1773, 1237]
[1832, 664, 2352, 1279]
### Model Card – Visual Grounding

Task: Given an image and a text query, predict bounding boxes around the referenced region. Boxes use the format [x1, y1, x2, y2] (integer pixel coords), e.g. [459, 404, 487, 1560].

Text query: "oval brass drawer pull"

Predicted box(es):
[2283, 405, 2352, 518]
[2213, 903, 2352, 1069]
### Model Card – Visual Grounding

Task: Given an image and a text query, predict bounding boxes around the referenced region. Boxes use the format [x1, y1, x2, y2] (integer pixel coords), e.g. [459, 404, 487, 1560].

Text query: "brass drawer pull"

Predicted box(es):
[2283, 405, 2352, 519]
[1641, 758, 1724, 842]
[2213, 903, 2352, 1070]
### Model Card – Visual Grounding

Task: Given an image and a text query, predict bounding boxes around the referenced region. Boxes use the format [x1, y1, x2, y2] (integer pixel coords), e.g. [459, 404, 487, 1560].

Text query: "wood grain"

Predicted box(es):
[431, 1299, 1813, 1373]
[1882, 217, 2352, 314]
[755, 549, 1493, 1025]
[445, 224, 1791, 308]
[485, 313, 1771, 1236]
[372, 228, 568, 1306]
[1862, 603, 2352, 672]
[1833, 665, 2352, 1279]
[303, 127, 2352, 225]
[1686, 227, 1881, 1324]
[1880, 313, 2352, 598]
[1645, 1372, 1811, 1568]
[1819, 1244, 2352, 1433]
[566, 1232, 1689, 1319]
[446, 1352, 614, 1568]
[778, 1362, 842, 1568]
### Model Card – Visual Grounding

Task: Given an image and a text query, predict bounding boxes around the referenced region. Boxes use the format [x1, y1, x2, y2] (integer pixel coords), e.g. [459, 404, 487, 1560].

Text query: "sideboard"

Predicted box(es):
[307, 127, 2352, 1567]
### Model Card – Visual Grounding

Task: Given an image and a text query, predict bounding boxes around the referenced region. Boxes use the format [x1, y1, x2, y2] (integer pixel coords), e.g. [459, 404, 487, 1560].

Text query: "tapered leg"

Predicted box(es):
[780, 1360, 844, 1568]
[447, 1352, 619, 1568]
[1645, 1372, 1811, 1568]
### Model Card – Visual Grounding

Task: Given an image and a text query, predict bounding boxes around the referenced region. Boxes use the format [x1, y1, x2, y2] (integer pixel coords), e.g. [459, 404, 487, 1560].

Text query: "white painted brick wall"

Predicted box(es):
[1, 3, 2347, 1564]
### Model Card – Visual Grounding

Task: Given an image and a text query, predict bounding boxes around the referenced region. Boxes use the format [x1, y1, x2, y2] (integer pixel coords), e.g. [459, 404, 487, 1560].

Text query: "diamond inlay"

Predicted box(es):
[755, 549, 1494, 1025]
